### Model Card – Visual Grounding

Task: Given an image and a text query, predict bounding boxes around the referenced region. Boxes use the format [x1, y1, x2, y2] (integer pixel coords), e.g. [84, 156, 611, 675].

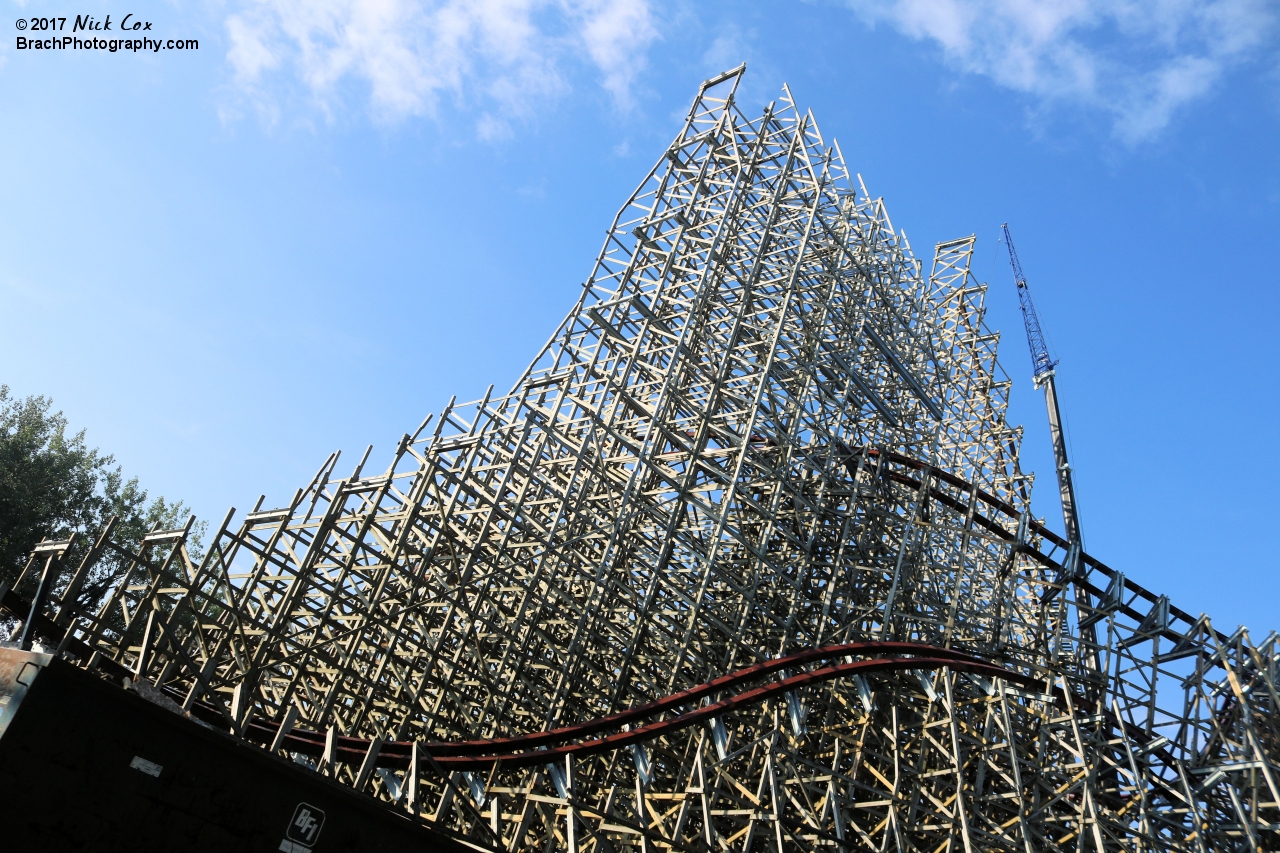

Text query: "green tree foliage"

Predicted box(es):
[0, 385, 205, 611]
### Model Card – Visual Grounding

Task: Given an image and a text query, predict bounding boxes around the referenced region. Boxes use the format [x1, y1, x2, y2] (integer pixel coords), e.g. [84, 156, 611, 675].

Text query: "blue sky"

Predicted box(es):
[2, 0, 1278, 635]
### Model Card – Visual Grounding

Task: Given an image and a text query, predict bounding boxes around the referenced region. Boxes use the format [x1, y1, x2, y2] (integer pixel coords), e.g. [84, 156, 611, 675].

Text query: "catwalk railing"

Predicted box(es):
[3, 66, 1274, 852]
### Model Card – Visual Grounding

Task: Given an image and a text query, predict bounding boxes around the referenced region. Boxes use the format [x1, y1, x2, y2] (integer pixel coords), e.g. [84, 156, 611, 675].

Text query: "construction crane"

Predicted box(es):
[1002, 223, 1084, 576]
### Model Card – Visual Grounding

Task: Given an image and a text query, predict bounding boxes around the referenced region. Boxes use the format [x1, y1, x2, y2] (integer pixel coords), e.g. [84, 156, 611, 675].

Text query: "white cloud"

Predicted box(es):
[576, 0, 657, 107]
[223, 0, 657, 128]
[844, 0, 1278, 142]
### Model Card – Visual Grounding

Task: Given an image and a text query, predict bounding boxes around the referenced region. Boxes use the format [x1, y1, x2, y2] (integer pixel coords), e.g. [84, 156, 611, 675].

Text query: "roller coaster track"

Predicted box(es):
[253, 644, 1040, 770]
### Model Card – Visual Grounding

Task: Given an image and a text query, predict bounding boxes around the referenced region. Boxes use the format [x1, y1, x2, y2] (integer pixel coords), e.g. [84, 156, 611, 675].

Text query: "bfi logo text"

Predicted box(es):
[279, 802, 325, 851]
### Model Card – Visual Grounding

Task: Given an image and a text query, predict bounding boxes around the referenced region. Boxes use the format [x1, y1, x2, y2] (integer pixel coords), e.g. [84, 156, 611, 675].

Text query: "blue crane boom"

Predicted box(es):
[1001, 223, 1084, 567]
[1003, 223, 1058, 380]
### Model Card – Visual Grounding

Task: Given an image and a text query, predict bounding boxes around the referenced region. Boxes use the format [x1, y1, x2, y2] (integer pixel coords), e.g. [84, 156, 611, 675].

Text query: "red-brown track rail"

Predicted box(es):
[0, 580, 1083, 772]
[242, 642, 1060, 771]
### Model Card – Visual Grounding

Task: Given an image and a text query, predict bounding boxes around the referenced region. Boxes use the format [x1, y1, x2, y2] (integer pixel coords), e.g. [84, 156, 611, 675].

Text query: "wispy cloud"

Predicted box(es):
[223, 0, 657, 130]
[843, 0, 1277, 143]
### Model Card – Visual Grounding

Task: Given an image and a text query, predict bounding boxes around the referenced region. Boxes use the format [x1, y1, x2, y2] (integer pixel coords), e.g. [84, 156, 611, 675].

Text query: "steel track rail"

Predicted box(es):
[244, 643, 1055, 771]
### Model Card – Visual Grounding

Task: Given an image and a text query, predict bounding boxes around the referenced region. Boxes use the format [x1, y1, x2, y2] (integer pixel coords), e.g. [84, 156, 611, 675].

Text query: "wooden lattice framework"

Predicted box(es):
[9, 67, 1276, 852]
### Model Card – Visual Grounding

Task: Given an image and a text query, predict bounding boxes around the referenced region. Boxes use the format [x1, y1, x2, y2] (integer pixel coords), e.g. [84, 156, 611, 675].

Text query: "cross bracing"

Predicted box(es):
[8, 66, 1275, 852]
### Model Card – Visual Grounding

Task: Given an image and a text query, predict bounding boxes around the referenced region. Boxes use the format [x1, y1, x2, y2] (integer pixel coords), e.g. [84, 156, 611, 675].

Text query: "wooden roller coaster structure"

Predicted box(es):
[5, 67, 1275, 852]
